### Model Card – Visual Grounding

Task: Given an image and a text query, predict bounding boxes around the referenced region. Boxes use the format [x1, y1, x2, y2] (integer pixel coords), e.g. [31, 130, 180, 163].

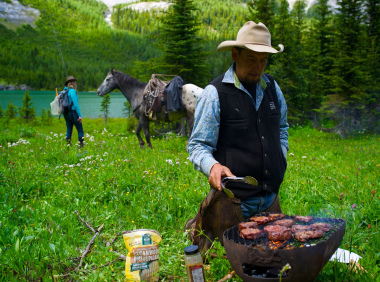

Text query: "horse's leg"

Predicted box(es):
[185, 111, 195, 149]
[136, 121, 145, 148]
[141, 117, 152, 149]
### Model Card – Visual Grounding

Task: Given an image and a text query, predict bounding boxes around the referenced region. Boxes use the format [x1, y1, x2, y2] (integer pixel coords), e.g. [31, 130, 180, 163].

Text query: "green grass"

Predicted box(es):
[0, 118, 379, 281]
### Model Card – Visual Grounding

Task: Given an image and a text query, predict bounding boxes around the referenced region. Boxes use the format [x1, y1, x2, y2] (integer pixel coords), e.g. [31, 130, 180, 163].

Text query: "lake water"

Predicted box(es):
[0, 91, 130, 118]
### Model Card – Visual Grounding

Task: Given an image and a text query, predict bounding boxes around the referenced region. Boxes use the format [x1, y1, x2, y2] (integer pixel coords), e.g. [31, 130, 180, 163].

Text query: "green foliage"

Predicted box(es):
[247, 0, 277, 34]
[330, 0, 368, 104]
[0, 103, 3, 118]
[205, 240, 235, 280]
[1, 0, 380, 131]
[100, 94, 111, 125]
[150, 0, 210, 85]
[5, 101, 18, 120]
[40, 107, 52, 125]
[0, 121, 379, 280]
[0, 0, 159, 91]
[41, 108, 46, 124]
[20, 91, 36, 123]
[122, 100, 131, 118]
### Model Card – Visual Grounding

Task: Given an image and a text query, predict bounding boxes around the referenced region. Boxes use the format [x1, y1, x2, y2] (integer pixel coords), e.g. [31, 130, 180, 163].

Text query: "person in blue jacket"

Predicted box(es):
[63, 76, 84, 148]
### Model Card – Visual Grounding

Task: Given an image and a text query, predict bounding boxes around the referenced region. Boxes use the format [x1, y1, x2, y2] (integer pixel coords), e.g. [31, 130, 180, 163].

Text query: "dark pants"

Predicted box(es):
[63, 111, 84, 143]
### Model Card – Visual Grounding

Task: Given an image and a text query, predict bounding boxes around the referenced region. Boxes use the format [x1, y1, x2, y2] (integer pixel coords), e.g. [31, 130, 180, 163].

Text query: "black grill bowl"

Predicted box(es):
[223, 217, 346, 282]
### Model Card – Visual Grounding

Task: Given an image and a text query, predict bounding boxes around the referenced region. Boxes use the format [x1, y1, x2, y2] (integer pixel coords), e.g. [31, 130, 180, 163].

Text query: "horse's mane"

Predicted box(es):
[111, 71, 147, 89]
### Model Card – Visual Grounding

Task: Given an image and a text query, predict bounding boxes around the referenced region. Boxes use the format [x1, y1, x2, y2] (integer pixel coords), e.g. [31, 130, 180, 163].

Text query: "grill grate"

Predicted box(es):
[224, 213, 345, 250]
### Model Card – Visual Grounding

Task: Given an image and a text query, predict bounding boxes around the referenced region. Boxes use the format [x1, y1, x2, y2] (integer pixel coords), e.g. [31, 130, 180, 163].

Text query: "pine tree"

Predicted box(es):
[122, 100, 131, 118]
[5, 101, 18, 120]
[303, 0, 333, 125]
[154, 0, 210, 85]
[247, 0, 278, 68]
[331, 0, 368, 103]
[288, 0, 308, 122]
[47, 109, 53, 125]
[100, 94, 111, 125]
[363, 0, 380, 112]
[20, 91, 36, 123]
[247, 0, 277, 33]
[269, 0, 299, 122]
[41, 108, 47, 125]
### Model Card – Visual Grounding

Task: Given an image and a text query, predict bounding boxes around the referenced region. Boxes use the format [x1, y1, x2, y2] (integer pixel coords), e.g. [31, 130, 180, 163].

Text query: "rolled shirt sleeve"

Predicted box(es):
[187, 85, 221, 177]
[274, 80, 289, 160]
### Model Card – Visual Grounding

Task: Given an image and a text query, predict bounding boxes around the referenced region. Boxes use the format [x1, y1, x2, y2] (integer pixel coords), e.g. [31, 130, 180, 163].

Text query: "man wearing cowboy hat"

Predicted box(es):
[186, 22, 289, 254]
[63, 75, 84, 148]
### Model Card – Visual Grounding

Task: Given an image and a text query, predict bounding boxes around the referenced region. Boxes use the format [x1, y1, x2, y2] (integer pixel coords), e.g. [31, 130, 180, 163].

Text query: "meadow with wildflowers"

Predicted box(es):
[0, 118, 379, 281]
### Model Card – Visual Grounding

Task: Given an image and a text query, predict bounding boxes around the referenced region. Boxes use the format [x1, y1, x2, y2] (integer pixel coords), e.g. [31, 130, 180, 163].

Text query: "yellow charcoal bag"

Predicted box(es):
[123, 229, 162, 281]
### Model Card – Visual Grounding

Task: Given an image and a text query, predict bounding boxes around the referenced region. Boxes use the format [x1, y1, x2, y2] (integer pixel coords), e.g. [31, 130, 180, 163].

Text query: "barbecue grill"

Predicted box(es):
[223, 213, 346, 281]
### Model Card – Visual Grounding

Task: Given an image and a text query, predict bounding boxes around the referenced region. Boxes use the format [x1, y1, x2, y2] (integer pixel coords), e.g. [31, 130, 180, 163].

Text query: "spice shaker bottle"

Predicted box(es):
[184, 245, 205, 282]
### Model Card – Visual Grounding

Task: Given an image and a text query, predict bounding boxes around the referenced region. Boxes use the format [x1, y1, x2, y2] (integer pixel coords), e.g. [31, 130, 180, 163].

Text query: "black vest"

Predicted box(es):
[211, 73, 287, 199]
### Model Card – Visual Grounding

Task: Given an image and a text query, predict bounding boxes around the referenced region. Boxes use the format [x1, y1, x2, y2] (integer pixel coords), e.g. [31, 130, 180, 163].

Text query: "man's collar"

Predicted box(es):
[222, 64, 269, 90]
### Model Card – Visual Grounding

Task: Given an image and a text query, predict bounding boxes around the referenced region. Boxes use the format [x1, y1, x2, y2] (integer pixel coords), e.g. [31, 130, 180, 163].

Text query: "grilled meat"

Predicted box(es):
[294, 230, 324, 242]
[273, 219, 295, 228]
[264, 225, 287, 233]
[239, 221, 258, 231]
[312, 223, 332, 232]
[268, 213, 285, 221]
[239, 228, 264, 240]
[263, 225, 293, 241]
[295, 215, 313, 223]
[292, 224, 313, 233]
[268, 229, 293, 241]
[250, 216, 269, 225]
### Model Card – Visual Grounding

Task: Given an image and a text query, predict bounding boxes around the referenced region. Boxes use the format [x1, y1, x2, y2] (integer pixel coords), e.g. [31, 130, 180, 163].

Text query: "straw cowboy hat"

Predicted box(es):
[65, 76, 77, 86]
[217, 21, 284, 53]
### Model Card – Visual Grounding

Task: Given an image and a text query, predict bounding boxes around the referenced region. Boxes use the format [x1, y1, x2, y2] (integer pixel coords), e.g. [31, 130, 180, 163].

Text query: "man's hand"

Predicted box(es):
[209, 163, 235, 191]
[77, 117, 82, 123]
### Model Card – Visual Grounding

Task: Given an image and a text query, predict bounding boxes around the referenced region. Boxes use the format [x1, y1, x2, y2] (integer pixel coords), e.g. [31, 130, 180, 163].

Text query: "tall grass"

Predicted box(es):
[0, 119, 379, 281]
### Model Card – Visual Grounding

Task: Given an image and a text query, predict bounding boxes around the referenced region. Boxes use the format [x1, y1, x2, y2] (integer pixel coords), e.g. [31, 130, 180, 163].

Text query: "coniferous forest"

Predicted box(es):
[1, 0, 380, 132]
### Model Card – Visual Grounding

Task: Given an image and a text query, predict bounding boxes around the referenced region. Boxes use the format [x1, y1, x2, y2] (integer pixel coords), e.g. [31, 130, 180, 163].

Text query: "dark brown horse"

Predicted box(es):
[97, 69, 203, 148]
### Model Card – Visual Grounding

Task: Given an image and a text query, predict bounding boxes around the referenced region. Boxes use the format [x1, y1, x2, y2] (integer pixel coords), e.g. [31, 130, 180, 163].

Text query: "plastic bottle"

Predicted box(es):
[184, 245, 205, 282]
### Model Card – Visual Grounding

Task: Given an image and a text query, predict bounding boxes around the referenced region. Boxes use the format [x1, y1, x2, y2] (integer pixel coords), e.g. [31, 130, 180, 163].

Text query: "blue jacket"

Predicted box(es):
[64, 87, 82, 117]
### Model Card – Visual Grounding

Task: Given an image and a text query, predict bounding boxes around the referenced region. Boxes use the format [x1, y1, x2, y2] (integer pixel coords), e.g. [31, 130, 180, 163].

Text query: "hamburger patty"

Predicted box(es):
[295, 215, 313, 223]
[264, 225, 288, 233]
[292, 224, 314, 233]
[239, 228, 265, 240]
[268, 213, 286, 221]
[312, 223, 332, 232]
[294, 230, 324, 242]
[250, 216, 269, 225]
[239, 221, 259, 231]
[272, 219, 295, 228]
[267, 229, 293, 241]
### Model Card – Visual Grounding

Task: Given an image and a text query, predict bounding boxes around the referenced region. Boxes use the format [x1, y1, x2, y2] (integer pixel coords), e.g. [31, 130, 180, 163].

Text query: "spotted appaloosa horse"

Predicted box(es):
[97, 69, 203, 148]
